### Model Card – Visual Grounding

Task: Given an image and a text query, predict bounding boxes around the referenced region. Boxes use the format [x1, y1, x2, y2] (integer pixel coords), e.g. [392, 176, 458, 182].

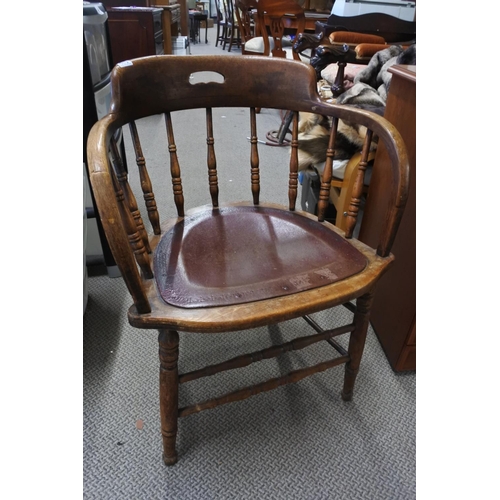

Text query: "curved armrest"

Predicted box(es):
[329, 31, 386, 46]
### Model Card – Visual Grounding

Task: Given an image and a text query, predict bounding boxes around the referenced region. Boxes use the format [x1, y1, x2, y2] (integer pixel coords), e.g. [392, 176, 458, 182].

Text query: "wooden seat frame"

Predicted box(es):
[87, 55, 410, 466]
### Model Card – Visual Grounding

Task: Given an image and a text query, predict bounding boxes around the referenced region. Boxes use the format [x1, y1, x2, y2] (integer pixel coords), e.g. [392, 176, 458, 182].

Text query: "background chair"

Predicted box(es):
[256, 0, 306, 61]
[220, 0, 241, 51]
[87, 54, 409, 466]
[233, 0, 309, 141]
[234, 0, 275, 55]
[234, 0, 307, 60]
[214, 0, 229, 48]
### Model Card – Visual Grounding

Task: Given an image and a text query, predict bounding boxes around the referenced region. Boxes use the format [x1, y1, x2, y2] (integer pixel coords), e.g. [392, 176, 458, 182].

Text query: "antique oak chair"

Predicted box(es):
[87, 55, 409, 465]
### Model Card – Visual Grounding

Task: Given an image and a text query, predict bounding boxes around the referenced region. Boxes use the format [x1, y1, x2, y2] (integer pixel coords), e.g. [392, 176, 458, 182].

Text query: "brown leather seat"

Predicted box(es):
[87, 55, 410, 465]
[154, 205, 367, 308]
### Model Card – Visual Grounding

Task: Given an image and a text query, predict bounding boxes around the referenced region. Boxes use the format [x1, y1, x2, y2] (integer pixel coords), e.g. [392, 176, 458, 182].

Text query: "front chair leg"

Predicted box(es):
[342, 292, 374, 401]
[158, 329, 179, 465]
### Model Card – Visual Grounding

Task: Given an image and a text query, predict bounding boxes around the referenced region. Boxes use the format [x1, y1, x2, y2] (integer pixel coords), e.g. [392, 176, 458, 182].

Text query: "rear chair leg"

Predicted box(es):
[342, 292, 374, 401]
[158, 329, 179, 465]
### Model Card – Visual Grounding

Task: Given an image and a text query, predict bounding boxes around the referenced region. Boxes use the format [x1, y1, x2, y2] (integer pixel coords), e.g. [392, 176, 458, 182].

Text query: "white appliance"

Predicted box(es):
[331, 0, 416, 22]
[172, 35, 190, 55]
[83, 1, 122, 278]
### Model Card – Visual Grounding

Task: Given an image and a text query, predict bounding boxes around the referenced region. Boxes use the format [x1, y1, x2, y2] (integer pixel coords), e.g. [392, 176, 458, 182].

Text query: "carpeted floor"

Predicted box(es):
[83, 275, 415, 499]
[83, 26, 416, 499]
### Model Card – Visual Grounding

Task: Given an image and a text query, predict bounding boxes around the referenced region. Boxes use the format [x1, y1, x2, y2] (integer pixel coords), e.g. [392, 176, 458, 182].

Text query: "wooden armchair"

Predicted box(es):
[87, 54, 410, 465]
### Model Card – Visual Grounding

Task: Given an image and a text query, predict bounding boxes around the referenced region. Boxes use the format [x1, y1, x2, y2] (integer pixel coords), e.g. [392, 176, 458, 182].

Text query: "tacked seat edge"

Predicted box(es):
[127, 202, 394, 332]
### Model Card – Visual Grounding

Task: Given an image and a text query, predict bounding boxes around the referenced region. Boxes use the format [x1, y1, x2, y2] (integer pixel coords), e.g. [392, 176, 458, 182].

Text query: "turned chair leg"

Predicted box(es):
[331, 61, 347, 97]
[158, 329, 179, 465]
[215, 25, 220, 47]
[342, 292, 374, 401]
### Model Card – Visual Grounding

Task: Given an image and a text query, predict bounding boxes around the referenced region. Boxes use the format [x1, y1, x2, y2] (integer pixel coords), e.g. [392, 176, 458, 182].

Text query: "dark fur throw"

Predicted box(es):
[297, 111, 378, 172]
[337, 44, 416, 105]
[297, 45, 416, 171]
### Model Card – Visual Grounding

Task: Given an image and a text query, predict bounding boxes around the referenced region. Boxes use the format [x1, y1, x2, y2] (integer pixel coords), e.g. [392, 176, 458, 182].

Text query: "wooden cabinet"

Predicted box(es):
[358, 65, 416, 372]
[107, 7, 164, 64]
[155, 4, 182, 55]
[153, 0, 189, 38]
[100, 0, 189, 38]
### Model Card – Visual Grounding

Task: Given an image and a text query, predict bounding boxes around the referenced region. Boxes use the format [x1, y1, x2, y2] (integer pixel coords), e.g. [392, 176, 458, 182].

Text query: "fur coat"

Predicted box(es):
[296, 111, 379, 172]
[297, 45, 416, 173]
[337, 44, 416, 106]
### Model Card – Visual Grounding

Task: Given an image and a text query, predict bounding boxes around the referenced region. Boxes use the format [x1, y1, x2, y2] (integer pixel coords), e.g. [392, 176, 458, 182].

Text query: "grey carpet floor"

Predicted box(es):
[84, 280, 415, 499]
[83, 27, 416, 499]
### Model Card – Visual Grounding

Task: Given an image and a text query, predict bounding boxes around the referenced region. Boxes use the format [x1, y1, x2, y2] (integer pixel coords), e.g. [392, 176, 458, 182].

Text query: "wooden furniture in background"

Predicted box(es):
[302, 10, 329, 31]
[154, 4, 181, 54]
[235, 0, 316, 57]
[260, 8, 328, 34]
[219, 0, 240, 51]
[153, 0, 189, 38]
[359, 65, 416, 372]
[315, 12, 416, 44]
[303, 11, 415, 96]
[234, 0, 273, 55]
[87, 55, 410, 465]
[100, 0, 189, 38]
[107, 7, 164, 63]
[256, 0, 306, 60]
[189, 9, 209, 44]
[214, 0, 229, 47]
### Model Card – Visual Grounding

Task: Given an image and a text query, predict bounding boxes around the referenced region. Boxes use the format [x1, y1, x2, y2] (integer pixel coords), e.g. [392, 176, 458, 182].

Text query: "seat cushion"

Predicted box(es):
[355, 43, 390, 59]
[244, 36, 275, 54]
[329, 31, 386, 45]
[154, 206, 367, 308]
